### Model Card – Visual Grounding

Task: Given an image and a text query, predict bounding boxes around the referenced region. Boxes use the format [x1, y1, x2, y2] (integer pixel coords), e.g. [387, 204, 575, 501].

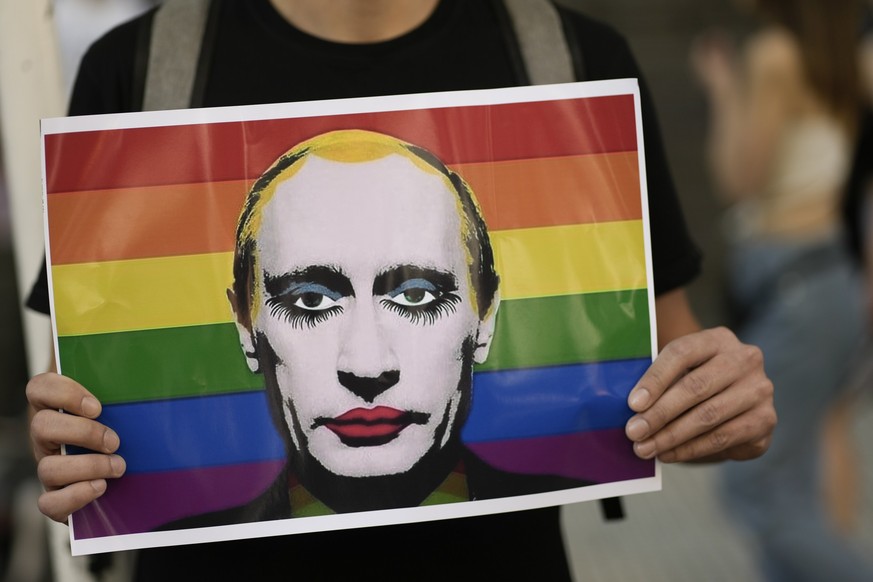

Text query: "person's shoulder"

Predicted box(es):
[551, 3, 640, 80]
[69, 8, 157, 115]
[552, 4, 628, 46]
[79, 8, 154, 72]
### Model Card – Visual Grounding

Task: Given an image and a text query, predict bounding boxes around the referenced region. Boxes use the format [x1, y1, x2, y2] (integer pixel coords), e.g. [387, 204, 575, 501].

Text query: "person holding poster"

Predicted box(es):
[26, 1, 776, 579]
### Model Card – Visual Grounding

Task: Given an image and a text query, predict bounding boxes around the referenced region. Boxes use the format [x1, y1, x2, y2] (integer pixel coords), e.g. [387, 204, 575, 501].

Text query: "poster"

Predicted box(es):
[42, 79, 660, 555]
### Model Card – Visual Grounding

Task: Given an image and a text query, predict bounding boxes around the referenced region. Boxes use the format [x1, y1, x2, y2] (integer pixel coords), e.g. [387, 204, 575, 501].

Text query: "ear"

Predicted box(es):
[473, 291, 500, 364]
[227, 288, 260, 373]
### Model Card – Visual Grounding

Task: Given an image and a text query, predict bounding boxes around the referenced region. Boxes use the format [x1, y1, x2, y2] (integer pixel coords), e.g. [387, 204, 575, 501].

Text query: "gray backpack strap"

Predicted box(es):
[501, 0, 576, 85]
[142, 0, 211, 111]
[500, 1, 618, 521]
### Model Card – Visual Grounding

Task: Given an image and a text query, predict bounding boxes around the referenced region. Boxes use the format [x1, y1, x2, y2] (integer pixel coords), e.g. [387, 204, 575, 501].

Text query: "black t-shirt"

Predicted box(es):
[28, 1, 701, 580]
[27, 0, 700, 313]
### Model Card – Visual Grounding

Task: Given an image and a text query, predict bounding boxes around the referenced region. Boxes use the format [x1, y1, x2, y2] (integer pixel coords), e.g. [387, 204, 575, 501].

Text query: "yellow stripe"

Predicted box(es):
[53, 253, 235, 336]
[493, 220, 646, 300]
[53, 221, 647, 336]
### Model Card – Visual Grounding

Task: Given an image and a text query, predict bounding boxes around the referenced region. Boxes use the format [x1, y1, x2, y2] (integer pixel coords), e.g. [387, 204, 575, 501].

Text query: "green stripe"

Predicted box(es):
[58, 325, 264, 404]
[477, 290, 651, 372]
[58, 290, 650, 404]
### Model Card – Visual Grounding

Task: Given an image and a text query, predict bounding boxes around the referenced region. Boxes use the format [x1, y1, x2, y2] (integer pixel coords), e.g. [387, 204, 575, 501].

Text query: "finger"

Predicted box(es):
[627, 327, 735, 412]
[37, 480, 108, 524]
[652, 404, 776, 463]
[629, 374, 763, 459]
[719, 435, 773, 462]
[26, 373, 101, 418]
[38, 453, 126, 490]
[626, 343, 759, 442]
[31, 408, 120, 461]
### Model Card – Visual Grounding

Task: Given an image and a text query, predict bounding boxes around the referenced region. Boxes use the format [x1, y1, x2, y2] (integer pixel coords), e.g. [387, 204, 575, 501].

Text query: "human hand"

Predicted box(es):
[624, 327, 776, 463]
[27, 372, 126, 523]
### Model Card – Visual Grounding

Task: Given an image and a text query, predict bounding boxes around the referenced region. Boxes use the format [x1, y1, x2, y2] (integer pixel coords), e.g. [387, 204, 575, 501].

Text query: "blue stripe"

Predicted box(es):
[463, 358, 649, 442]
[88, 358, 648, 474]
[92, 392, 286, 474]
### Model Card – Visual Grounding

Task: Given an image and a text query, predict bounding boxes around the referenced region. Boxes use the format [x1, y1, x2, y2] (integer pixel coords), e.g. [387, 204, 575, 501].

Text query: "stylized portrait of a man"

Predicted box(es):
[181, 129, 580, 525]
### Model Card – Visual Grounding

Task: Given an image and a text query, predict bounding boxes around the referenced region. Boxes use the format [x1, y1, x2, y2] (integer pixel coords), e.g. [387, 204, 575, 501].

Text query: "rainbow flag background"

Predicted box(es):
[44, 81, 657, 550]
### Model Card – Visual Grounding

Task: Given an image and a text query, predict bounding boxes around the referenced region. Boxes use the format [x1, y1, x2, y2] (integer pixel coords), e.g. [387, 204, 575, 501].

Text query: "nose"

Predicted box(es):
[337, 299, 399, 402]
[337, 370, 400, 402]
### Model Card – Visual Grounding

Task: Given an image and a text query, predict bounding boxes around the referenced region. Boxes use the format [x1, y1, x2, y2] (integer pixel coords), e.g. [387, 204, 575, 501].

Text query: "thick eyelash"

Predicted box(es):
[265, 298, 343, 329]
[380, 293, 461, 325]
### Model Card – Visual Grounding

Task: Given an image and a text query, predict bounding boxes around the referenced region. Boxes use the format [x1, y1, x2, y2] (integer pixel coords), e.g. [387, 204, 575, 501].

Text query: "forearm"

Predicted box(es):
[655, 288, 702, 349]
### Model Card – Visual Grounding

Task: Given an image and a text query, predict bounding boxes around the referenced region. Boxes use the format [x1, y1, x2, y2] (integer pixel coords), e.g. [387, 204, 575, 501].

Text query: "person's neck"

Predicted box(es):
[269, 0, 440, 43]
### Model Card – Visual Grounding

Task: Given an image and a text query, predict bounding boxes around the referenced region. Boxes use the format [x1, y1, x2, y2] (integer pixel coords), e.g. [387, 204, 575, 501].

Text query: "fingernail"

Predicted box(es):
[634, 440, 656, 459]
[90, 479, 107, 495]
[109, 455, 126, 476]
[103, 429, 120, 452]
[628, 388, 650, 411]
[626, 417, 649, 440]
[82, 396, 100, 418]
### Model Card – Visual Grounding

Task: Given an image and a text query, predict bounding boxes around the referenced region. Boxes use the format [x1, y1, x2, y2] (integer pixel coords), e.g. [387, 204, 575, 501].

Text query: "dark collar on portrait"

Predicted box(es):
[286, 464, 470, 518]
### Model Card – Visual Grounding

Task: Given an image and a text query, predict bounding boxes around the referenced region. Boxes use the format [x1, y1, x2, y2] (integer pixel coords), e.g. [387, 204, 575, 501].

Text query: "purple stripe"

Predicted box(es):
[466, 429, 654, 483]
[72, 430, 651, 539]
[71, 460, 284, 539]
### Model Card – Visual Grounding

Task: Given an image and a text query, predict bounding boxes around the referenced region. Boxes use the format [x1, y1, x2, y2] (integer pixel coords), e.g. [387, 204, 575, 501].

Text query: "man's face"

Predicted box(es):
[250, 153, 484, 478]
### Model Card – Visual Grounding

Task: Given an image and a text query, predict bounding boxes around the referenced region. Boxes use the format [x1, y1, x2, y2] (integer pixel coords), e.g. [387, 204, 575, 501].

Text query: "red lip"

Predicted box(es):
[335, 406, 407, 423]
[322, 406, 413, 439]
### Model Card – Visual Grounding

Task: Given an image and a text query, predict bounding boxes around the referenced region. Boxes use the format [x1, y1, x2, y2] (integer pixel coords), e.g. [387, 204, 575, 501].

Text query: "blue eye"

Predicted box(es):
[381, 278, 459, 325]
[386, 278, 438, 307]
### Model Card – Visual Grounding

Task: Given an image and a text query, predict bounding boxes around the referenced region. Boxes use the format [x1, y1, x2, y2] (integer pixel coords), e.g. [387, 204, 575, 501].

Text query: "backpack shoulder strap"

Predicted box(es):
[142, 0, 215, 111]
[498, 0, 620, 521]
[498, 0, 577, 84]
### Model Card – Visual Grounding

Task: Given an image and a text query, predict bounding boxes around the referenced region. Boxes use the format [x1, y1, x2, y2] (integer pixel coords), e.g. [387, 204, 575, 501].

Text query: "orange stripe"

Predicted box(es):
[48, 153, 640, 265]
[468, 152, 640, 232]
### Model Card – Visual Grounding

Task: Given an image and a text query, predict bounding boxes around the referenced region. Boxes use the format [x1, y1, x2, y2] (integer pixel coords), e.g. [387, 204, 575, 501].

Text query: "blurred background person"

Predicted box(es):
[693, 0, 873, 580]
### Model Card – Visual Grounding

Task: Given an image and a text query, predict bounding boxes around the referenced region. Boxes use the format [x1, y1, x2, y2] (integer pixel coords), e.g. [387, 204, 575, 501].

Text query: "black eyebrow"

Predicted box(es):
[373, 265, 458, 296]
[263, 266, 354, 297]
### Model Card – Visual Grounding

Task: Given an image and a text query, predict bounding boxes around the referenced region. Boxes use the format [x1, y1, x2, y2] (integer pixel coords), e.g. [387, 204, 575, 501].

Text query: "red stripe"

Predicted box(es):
[46, 95, 636, 193]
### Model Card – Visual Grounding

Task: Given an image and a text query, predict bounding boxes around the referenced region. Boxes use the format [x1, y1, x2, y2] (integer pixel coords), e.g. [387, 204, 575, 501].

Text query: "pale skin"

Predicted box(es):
[25, 0, 776, 524]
